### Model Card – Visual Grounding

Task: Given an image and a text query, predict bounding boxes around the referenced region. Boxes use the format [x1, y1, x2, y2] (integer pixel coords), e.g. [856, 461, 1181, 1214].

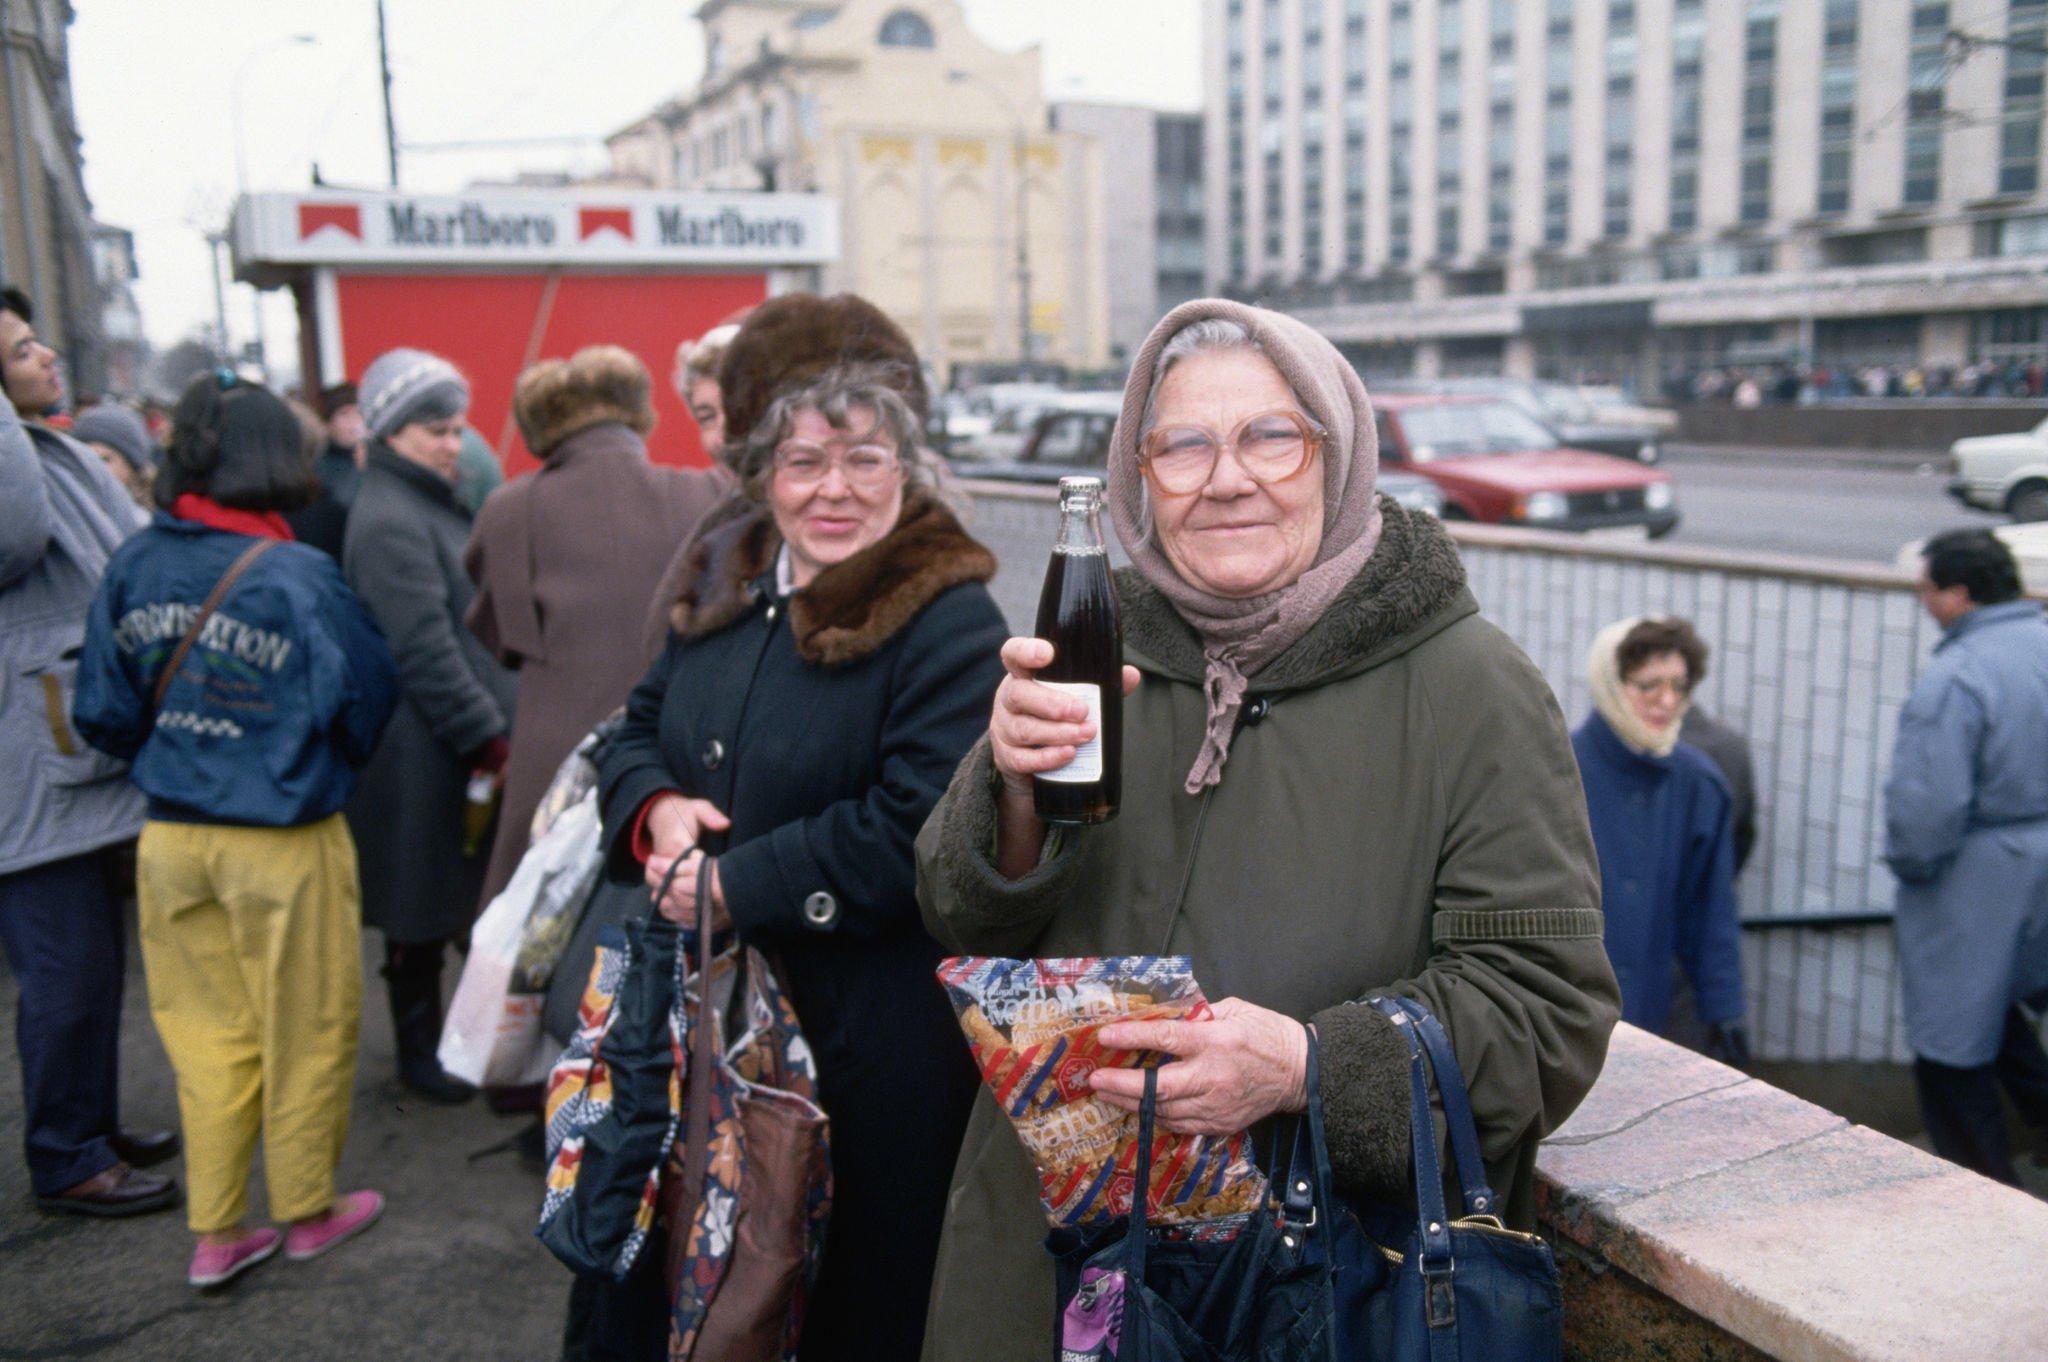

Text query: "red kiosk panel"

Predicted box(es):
[333, 271, 766, 473]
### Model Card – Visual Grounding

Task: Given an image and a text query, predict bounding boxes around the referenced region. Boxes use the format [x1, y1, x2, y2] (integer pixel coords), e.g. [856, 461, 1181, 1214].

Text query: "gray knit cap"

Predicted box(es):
[71, 404, 156, 472]
[358, 347, 470, 439]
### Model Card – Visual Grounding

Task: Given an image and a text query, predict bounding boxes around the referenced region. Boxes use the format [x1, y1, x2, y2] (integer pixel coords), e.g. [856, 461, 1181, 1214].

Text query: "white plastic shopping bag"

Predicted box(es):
[439, 794, 604, 1086]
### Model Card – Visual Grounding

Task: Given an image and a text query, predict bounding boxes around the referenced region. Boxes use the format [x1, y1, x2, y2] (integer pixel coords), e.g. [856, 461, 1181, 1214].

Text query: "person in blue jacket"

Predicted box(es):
[1572, 616, 1749, 1064]
[1885, 528, 2048, 1186]
[73, 372, 401, 1292]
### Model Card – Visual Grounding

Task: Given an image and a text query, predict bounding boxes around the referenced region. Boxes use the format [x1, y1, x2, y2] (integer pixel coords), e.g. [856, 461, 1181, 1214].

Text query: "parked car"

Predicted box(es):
[1580, 385, 1680, 436]
[962, 395, 1446, 516]
[965, 394, 1125, 480]
[1372, 394, 1678, 536]
[943, 383, 1070, 461]
[1946, 416, 2048, 521]
[1383, 378, 1665, 464]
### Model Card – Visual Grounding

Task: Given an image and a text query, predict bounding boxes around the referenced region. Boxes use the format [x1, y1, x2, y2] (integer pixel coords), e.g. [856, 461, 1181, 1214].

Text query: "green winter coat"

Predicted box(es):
[913, 499, 1619, 1362]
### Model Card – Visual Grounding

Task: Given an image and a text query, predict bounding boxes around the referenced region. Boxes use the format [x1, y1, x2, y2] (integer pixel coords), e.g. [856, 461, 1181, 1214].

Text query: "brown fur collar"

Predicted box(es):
[1118, 496, 1473, 691]
[667, 492, 995, 666]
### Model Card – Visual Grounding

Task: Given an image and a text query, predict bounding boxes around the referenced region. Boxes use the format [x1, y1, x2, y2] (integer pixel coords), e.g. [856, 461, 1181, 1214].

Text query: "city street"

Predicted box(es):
[0, 941, 568, 1361]
[1656, 448, 2003, 564]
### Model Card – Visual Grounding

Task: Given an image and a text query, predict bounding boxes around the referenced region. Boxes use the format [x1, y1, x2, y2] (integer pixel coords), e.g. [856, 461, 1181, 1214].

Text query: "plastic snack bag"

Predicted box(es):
[935, 956, 1269, 1228]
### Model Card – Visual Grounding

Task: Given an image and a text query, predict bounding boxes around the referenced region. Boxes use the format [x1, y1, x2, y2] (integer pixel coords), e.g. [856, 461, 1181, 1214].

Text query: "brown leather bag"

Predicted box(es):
[657, 861, 830, 1361]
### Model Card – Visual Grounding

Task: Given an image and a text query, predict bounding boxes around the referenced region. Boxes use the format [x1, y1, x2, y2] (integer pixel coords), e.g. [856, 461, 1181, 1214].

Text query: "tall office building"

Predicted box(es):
[1051, 104, 1206, 362]
[1207, 0, 2048, 390]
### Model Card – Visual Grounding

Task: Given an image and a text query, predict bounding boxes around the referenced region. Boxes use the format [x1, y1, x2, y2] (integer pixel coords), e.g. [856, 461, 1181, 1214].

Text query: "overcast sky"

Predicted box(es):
[68, 0, 1202, 364]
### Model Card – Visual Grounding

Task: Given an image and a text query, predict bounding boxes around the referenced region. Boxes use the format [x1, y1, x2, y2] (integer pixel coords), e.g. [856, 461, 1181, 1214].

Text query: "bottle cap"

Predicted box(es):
[1057, 475, 1105, 501]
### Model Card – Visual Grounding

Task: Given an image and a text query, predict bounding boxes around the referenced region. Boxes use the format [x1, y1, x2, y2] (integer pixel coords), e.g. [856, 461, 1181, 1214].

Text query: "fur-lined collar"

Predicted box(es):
[1119, 497, 1473, 691]
[668, 493, 996, 667]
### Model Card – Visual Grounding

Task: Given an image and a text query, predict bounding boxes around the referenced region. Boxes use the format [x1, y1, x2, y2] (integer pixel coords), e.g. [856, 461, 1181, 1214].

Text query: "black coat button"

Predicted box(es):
[1244, 696, 1271, 726]
[802, 891, 838, 929]
[702, 738, 726, 770]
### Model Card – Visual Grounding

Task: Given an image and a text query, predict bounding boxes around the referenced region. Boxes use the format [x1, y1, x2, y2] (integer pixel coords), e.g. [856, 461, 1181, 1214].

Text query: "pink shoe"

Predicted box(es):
[188, 1227, 282, 1289]
[284, 1190, 385, 1262]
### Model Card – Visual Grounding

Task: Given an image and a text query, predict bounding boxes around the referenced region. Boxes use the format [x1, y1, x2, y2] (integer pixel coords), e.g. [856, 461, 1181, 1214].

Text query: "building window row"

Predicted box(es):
[1543, 0, 1571, 245]
[2001, 0, 2047, 196]
[1739, 0, 1777, 223]
[1669, 0, 1703, 231]
[1904, 2, 1949, 204]
[1604, 2, 1636, 239]
[1816, 0, 1857, 215]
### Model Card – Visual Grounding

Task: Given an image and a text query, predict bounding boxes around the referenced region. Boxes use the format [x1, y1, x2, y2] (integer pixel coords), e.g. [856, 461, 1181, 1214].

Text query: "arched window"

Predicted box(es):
[878, 9, 936, 48]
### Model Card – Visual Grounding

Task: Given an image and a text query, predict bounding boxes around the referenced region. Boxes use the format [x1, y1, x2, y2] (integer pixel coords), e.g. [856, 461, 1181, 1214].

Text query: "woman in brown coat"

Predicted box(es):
[464, 346, 730, 910]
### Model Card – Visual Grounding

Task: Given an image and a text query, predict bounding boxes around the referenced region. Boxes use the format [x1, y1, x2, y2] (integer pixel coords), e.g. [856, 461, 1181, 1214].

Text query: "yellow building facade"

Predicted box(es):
[608, 0, 1110, 376]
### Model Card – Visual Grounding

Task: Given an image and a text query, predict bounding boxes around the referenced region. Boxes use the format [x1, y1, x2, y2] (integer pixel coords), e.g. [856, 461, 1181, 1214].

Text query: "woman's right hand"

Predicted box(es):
[989, 638, 1141, 799]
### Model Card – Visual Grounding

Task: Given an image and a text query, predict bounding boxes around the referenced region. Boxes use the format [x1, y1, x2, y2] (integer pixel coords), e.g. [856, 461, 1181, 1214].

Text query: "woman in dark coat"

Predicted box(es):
[1571, 616, 1748, 1062]
[343, 348, 516, 1104]
[567, 305, 1005, 1361]
[464, 345, 731, 911]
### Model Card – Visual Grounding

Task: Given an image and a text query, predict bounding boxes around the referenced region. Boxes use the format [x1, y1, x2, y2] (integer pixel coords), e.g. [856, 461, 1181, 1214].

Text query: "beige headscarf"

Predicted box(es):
[1107, 299, 1384, 793]
[1587, 616, 1686, 757]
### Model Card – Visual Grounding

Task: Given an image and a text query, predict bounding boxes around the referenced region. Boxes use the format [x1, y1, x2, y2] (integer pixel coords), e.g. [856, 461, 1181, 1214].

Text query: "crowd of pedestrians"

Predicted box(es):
[1669, 359, 2048, 407]
[2, 271, 2044, 1360]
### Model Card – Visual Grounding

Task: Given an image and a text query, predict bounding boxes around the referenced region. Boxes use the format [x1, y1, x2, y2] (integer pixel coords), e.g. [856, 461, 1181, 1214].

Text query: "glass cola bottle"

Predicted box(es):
[1033, 476, 1122, 825]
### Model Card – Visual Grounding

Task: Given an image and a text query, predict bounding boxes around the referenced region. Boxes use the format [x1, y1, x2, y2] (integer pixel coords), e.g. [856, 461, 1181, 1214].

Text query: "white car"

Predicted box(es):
[1947, 417, 2048, 521]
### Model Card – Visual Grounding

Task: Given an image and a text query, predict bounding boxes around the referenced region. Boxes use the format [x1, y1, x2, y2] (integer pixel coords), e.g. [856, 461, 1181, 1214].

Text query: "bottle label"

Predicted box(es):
[1040, 681, 1104, 783]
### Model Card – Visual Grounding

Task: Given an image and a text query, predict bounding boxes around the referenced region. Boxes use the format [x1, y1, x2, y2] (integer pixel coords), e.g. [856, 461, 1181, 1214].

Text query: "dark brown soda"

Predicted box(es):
[1032, 545, 1122, 825]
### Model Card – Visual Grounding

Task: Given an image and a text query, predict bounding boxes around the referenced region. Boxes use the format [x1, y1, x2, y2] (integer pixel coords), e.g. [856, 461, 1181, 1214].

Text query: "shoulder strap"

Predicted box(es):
[152, 539, 280, 713]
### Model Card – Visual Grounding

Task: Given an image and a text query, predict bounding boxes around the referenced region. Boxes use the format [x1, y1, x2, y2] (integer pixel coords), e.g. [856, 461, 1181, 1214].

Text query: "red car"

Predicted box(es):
[1372, 394, 1679, 536]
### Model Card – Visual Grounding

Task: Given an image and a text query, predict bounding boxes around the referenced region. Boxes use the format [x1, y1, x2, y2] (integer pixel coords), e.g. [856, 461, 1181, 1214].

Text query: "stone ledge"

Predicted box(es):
[1537, 1025, 2048, 1361]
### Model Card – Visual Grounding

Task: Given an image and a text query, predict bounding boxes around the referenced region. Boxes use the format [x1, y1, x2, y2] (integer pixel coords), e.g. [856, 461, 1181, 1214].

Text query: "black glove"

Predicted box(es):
[1703, 1022, 1751, 1070]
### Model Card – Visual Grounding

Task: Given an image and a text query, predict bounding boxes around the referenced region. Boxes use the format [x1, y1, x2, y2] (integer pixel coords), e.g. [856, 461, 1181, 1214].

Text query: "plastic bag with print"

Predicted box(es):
[935, 955, 1269, 1229]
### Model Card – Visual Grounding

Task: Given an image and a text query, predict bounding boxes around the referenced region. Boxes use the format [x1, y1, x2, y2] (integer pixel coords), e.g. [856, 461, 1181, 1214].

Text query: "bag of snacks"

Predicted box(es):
[935, 955, 1269, 1228]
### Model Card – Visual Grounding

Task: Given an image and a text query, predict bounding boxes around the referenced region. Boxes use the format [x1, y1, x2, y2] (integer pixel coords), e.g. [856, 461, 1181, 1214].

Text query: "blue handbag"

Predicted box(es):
[1048, 1041, 1342, 1362]
[1335, 996, 1564, 1362]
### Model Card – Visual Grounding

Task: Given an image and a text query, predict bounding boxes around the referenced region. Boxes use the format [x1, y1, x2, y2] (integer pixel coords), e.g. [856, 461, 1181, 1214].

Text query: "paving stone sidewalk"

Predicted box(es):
[0, 931, 569, 1361]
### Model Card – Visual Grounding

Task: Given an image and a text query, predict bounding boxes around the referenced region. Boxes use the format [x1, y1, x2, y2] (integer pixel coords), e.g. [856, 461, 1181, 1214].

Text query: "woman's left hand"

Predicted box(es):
[1088, 998, 1310, 1136]
[647, 848, 731, 931]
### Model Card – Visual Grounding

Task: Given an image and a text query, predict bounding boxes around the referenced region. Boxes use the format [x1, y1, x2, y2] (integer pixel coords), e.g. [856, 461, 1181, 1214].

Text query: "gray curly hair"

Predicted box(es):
[733, 364, 938, 501]
[1139, 318, 1274, 434]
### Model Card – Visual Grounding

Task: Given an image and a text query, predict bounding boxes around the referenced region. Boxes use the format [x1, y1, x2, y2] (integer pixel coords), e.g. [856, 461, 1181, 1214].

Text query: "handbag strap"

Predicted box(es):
[1382, 1006, 1456, 1274]
[1371, 997, 1498, 1218]
[1122, 1065, 1161, 1286]
[151, 538, 279, 713]
[1281, 1025, 1335, 1244]
[685, 857, 720, 1172]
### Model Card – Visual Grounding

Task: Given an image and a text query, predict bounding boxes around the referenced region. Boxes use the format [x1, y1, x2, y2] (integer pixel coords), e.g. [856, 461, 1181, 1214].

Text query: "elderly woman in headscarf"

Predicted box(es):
[343, 348, 516, 1105]
[1572, 616, 1747, 1062]
[914, 300, 1621, 1361]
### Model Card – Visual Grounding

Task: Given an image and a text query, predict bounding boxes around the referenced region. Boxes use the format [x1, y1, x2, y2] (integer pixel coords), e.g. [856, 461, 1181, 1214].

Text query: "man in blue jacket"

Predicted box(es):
[1886, 528, 2048, 1186]
[0, 286, 175, 1217]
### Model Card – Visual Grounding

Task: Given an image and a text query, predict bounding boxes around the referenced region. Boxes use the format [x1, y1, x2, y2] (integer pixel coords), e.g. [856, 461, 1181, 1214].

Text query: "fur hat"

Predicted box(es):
[717, 293, 927, 449]
[514, 345, 656, 459]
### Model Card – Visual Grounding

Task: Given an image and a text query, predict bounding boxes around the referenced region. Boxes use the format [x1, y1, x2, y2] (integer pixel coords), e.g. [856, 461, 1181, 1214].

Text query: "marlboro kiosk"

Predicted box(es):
[230, 188, 840, 471]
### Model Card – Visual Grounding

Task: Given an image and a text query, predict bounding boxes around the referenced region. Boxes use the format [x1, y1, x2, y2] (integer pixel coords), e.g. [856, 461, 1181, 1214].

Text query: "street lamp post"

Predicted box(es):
[947, 69, 1036, 371]
[233, 34, 317, 379]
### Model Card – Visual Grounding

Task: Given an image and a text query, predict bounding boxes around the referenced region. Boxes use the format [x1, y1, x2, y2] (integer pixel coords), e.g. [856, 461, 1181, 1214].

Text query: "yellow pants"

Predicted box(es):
[136, 815, 362, 1233]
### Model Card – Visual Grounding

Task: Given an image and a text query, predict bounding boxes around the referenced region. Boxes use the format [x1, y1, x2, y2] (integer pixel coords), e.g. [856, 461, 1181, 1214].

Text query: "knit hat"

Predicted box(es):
[717, 293, 927, 449]
[71, 404, 156, 472]
[514, 345, 656, 459]
[358, 348, 469, 439]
